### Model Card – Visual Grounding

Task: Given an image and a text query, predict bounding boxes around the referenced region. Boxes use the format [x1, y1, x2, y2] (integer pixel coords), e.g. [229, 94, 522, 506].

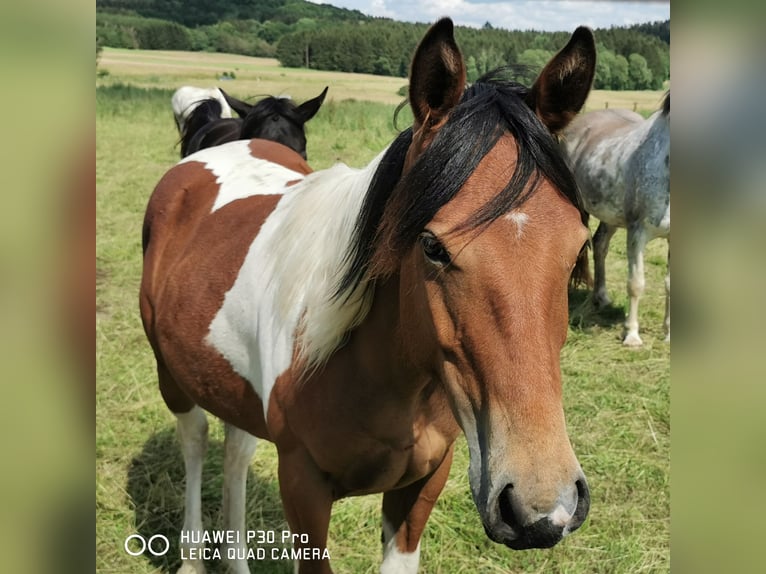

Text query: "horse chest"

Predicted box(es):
[327, 425, 451, 496]
[274, 381, 455, 497]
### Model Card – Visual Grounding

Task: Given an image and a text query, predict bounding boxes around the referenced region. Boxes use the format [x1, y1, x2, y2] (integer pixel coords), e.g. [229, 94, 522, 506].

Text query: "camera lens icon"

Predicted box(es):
[124, 534, 170, 556]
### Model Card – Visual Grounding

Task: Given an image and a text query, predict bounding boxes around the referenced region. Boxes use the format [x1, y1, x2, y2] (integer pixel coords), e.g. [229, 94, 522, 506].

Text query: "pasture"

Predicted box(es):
[96, 50, 669, 573]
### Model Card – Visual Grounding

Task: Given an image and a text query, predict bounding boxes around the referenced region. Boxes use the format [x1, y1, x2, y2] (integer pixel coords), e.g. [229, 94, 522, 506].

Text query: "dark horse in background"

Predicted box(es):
[179, 87, 328, 159]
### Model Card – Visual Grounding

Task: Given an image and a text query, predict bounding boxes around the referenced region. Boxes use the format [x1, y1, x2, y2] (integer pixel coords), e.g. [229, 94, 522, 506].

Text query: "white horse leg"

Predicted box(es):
[663, 241, 670, 342]
[624, 225, 648, 347]
[176, 406, 209, 574]
[221, 424, 258, 574]
[380, 513, 421, 574]
[592, 221, 617, 308]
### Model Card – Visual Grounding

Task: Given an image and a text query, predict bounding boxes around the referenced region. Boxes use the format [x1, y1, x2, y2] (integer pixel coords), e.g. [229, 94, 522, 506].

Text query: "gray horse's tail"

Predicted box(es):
[569, 212, 593, 289]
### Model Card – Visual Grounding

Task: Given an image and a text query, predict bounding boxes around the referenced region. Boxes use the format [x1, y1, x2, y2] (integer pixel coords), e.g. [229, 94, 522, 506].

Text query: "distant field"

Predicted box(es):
[99, 48, 409, 105]
[98, 47, 666, 114]
[96, 48, 669, 574]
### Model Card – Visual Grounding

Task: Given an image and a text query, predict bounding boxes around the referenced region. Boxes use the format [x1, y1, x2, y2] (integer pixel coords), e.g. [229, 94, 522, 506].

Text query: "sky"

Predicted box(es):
[308, 1, 670, 32]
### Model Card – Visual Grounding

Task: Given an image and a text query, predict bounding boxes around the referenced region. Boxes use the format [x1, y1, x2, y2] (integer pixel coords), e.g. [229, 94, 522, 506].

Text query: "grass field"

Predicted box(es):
[96, 50, 669, 573]
[98, 48, 668, 115]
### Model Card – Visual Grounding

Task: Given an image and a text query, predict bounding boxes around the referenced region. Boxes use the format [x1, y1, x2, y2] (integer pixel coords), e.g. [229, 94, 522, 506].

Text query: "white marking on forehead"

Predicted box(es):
[505, 210, 529, 239]
[179, 140, 306, 212]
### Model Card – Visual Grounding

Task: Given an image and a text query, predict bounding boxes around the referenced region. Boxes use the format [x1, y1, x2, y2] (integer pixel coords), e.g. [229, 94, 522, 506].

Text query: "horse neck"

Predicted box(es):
[615, 112, 666, 157]
[628, 110, 669, 161]
[322, 259, 440, 403]
[649, 110, 670, 144]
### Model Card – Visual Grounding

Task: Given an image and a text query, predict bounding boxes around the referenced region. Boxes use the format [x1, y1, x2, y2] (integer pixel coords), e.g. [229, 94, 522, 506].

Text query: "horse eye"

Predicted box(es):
[419, 232, 451, 266]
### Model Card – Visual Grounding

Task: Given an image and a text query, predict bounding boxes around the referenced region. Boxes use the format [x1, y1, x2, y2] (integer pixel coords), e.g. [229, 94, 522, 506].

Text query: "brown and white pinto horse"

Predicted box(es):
[140, 18, 596, 574]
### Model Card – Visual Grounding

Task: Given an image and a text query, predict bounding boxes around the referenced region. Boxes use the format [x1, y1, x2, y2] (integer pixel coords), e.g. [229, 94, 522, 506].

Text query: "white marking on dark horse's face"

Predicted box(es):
[505, 210, 529, 239]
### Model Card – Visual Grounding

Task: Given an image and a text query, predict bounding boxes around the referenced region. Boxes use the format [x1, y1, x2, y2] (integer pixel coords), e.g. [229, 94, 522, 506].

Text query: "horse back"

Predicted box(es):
[562, 109, 644, 161]
[140, 140, 312, 433]
[560, 109, 648, 226]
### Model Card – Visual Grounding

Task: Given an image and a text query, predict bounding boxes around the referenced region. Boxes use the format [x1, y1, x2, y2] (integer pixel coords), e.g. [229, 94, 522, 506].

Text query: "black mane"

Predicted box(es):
[338, 70, 583, 295]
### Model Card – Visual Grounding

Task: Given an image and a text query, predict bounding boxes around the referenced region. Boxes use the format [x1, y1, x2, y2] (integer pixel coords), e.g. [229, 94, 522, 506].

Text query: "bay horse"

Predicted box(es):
[180, 88, 328, 159]
[561, 93, 670, 346]
[171, 86, 233, 135]
[140, 18, 596, 574]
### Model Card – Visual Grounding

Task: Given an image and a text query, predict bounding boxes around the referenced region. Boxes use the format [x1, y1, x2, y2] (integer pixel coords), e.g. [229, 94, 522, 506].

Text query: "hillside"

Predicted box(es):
[96, 1, 670, 90]
[96, 0, 368, 27]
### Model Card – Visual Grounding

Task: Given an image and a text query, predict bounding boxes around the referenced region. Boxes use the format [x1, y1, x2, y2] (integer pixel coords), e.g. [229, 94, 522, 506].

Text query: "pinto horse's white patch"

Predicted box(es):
[180, 140, 307, 212]
[205, 149, 386, 419]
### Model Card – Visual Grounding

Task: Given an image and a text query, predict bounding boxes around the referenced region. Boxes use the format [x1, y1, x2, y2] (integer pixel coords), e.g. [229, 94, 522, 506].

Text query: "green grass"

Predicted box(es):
[96, 79, 669, 573]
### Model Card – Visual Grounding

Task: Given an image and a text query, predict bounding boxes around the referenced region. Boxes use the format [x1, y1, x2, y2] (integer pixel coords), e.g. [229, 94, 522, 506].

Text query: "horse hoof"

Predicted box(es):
[622, 333, 643, 347]
[592, 296, 611, 309]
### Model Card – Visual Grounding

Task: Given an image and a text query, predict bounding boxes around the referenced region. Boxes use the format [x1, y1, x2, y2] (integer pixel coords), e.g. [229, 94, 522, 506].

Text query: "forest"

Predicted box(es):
[96, 0, 670, 90]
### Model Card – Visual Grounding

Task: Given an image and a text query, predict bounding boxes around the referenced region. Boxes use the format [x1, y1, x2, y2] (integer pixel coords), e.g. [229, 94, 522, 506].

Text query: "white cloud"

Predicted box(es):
[308, 0, 670, 32]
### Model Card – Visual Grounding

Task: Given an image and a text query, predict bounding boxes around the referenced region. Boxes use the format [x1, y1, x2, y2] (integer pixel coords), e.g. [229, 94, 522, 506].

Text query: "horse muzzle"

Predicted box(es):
[483, 475, 590, 549]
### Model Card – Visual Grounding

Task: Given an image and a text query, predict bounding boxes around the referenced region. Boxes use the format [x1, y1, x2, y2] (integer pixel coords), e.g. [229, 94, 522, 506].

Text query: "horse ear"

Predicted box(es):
[409, 18, 466, 131]
[525, 26, 596, 134]
[296, 86, 328, 124]
[218, 88, 252, 119]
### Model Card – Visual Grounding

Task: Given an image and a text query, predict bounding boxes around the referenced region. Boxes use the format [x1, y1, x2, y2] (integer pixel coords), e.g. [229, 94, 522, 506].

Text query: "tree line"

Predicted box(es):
[97, 0, 669, 91]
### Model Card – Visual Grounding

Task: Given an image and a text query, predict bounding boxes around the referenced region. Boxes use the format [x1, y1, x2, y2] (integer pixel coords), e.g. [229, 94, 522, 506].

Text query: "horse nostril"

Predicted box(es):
[572, 478, 591, 526]
[498, 484, 522, 532]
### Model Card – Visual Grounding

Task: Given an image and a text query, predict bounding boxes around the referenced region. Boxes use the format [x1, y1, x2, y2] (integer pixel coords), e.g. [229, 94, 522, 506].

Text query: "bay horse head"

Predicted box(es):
[336, 19, 596, 549]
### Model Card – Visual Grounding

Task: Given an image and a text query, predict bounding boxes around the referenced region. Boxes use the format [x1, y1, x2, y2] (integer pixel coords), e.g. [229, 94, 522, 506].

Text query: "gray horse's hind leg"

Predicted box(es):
[592, 221, 617, 309]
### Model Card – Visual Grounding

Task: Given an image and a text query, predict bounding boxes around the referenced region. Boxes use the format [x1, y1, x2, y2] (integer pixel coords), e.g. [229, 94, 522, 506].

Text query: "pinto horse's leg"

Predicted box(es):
[592, 221, 617, 309]
[221, 424, 258, 574]
[157, 361, 209, 574]
[278, 448, 334, 574]
[624, 223, 649, 347]
[664, 241, 670, 342]
[175, 405, 209, 574]
[380, 445, 454, 574]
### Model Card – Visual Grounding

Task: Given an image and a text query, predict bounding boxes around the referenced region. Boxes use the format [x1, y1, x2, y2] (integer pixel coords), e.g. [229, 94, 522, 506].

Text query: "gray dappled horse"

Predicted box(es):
[562, 94, 670, 346]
